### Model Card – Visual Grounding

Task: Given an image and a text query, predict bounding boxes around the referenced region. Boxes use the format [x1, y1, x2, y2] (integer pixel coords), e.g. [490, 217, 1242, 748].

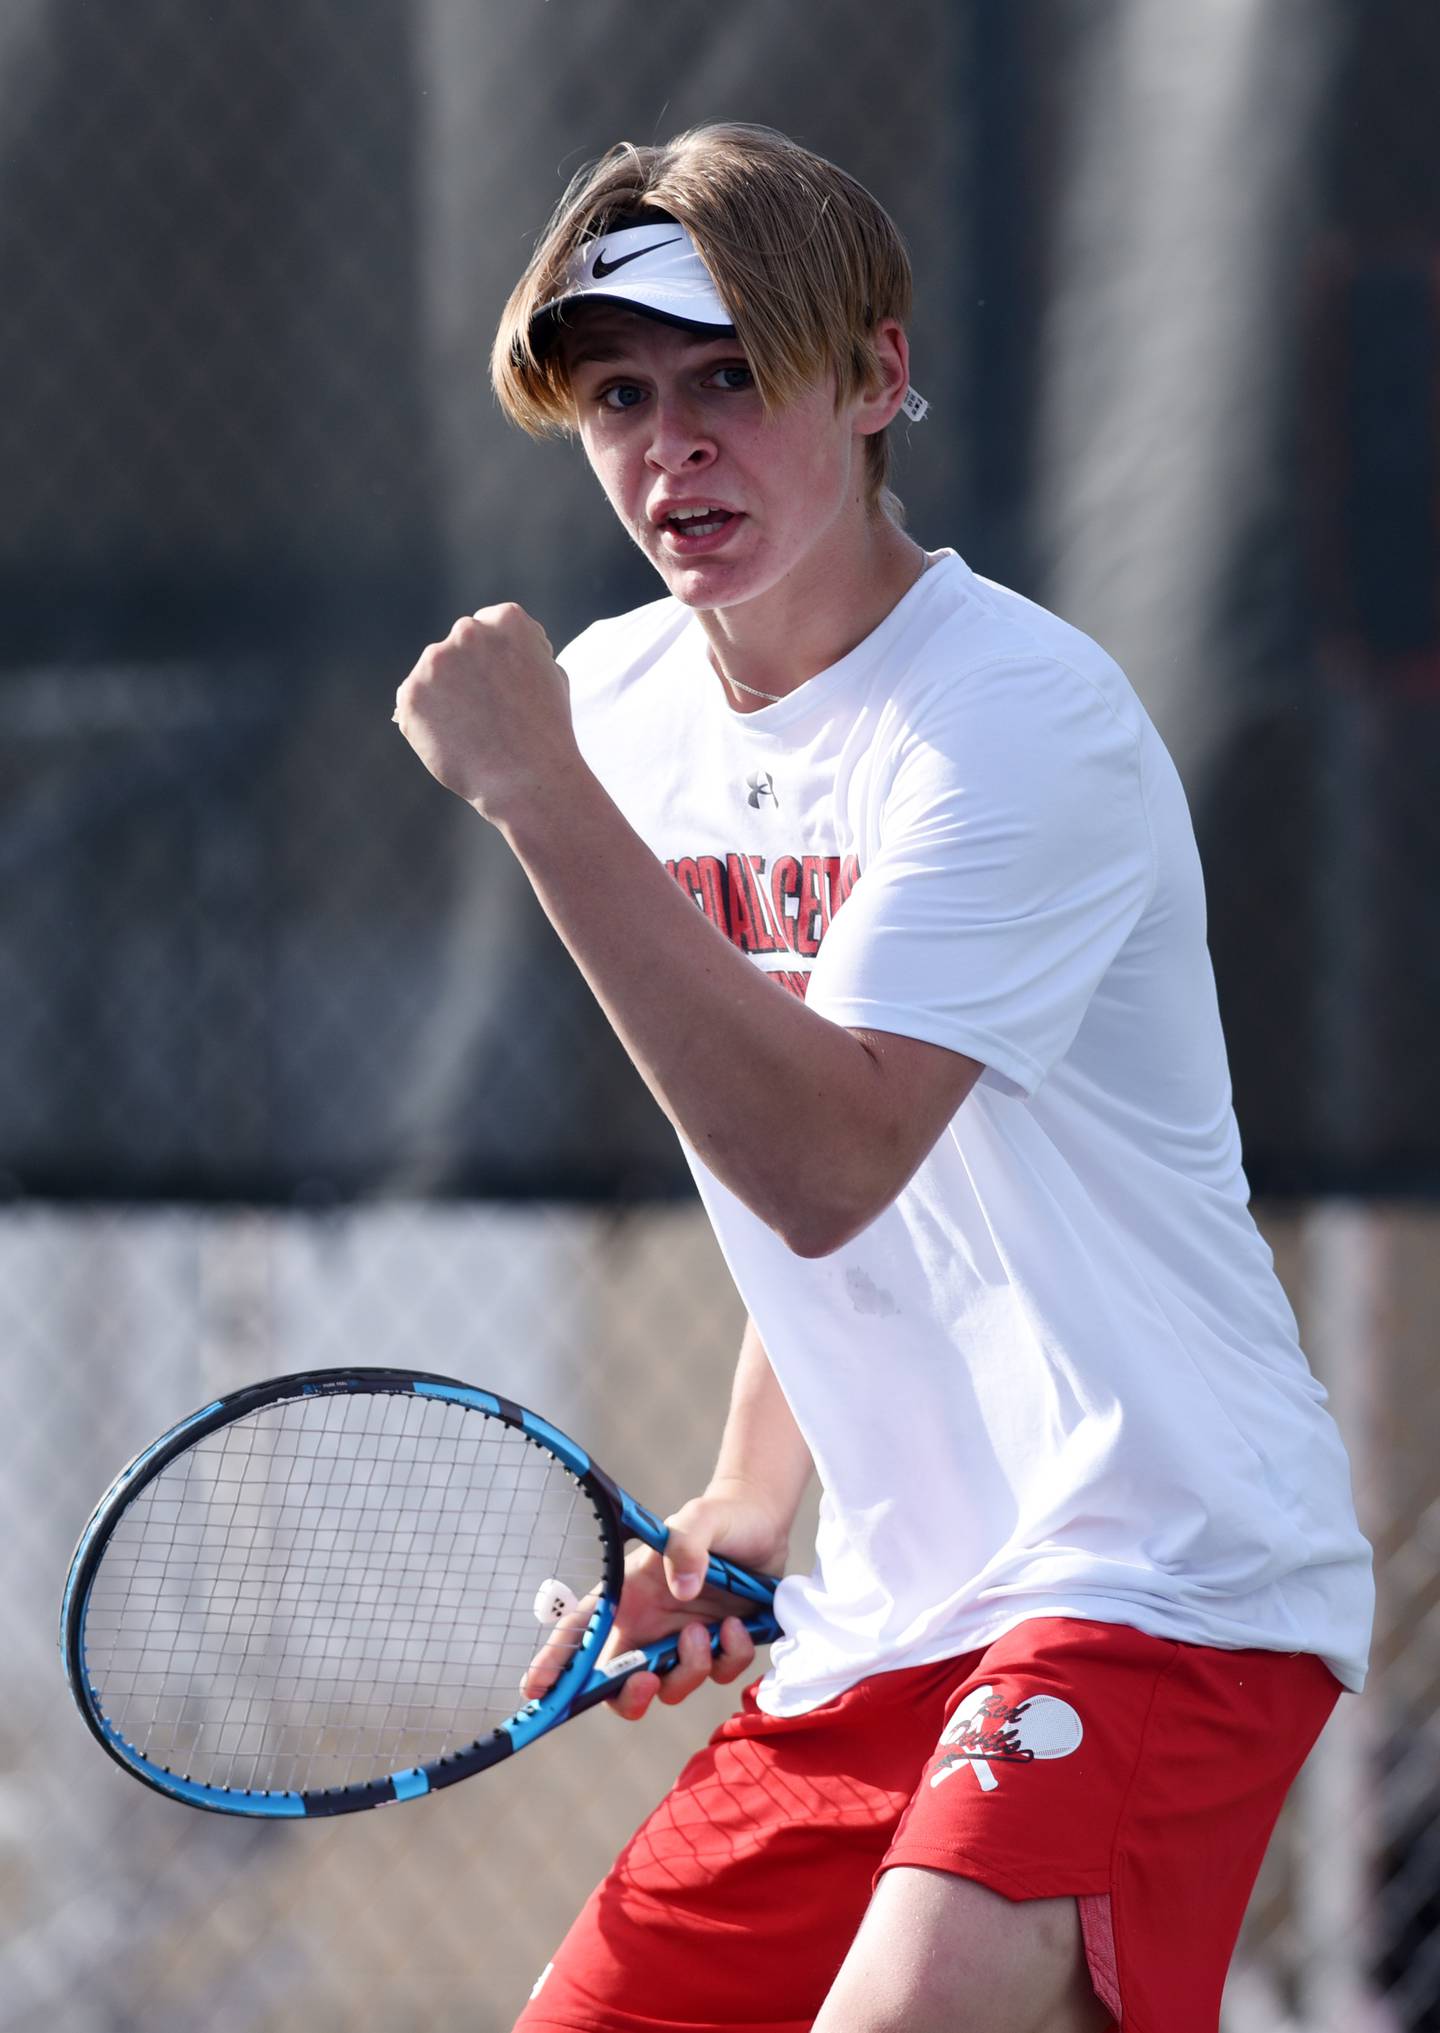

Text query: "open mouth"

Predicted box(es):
[659, 507, 740, 549]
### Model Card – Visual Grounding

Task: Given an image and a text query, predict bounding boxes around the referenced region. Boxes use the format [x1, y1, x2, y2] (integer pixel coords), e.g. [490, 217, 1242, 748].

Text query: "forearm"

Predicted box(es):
[705, 1317, 814, 1553]
[394, 608, 979, 1254]
[495, 762, 906, 1254]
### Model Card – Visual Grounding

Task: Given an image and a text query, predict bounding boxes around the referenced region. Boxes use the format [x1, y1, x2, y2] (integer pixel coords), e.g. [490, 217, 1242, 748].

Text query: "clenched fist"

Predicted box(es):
[393, 603, 581, 822]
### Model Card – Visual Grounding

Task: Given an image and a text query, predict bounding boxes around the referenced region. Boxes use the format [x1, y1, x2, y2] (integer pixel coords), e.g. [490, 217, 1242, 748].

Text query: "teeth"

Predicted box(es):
[670, 506, 723, 522]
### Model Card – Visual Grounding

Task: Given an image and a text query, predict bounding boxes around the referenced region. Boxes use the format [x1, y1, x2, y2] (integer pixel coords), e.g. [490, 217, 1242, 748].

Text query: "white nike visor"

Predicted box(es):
[534, 221, 734, 335]
[533, 219, 928, 422]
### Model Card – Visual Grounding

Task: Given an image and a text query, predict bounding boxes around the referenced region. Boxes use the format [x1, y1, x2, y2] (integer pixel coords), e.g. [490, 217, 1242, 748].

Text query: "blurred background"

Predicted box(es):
[3, 0, 1437, 2026]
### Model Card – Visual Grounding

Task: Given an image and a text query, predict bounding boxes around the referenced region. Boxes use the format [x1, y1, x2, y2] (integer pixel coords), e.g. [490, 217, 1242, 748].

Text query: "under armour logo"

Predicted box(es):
[746, 771, 777, 808]
[929, 1684, 1083, 1793]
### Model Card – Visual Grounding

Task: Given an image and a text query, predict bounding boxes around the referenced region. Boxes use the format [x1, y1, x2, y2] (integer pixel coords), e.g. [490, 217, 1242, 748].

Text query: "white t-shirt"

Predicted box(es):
[560, 549, 1374, 1714]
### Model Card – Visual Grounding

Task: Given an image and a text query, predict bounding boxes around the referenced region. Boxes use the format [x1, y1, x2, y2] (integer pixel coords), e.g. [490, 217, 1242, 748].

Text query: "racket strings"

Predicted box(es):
[81, 1391, 611, 1797]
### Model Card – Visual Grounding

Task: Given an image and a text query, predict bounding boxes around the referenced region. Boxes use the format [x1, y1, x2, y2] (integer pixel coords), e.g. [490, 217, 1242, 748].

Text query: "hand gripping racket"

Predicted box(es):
[60, 1367, 781, 1819]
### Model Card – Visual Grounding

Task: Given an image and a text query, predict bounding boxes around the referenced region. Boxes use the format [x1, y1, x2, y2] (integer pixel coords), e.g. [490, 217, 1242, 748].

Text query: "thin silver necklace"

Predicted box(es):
[723, 671, 784, 705]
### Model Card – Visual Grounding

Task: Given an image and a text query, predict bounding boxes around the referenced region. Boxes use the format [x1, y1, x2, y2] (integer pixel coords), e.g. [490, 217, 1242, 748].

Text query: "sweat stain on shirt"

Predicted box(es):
[845, 1268, 899, 1317]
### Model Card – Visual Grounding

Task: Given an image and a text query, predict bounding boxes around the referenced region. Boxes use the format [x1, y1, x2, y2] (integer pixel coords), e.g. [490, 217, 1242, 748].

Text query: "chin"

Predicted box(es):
[655, 567, 745, 612]
[657, 555, 787, 616]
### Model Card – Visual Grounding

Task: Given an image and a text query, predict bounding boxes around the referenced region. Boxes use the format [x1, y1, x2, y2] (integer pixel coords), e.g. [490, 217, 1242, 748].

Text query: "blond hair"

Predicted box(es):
[491, 123, 914, 514]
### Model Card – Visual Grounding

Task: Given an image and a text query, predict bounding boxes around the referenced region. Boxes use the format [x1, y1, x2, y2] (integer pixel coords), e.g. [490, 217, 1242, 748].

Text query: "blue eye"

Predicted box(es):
[600, 382, 646, 411]
[709, 364, 754, 392]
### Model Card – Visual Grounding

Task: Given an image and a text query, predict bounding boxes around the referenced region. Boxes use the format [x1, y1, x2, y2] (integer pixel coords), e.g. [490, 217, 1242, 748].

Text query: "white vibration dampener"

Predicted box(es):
[533, 1578, 580, 1625]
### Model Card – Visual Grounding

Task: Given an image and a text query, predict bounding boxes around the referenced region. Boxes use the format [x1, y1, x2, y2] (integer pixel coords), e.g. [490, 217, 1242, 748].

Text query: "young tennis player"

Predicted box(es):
[394, 123, 1373, 2033]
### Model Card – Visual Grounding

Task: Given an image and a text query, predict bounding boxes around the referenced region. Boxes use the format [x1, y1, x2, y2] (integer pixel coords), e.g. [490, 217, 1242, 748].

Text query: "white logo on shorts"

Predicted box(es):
[529, 1961, 555, 2001]
[930, 1683, 1084, 1793]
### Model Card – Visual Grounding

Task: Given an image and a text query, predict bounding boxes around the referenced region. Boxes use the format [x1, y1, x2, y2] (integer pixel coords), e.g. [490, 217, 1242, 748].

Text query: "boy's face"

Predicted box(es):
[560, 307, 870, 615]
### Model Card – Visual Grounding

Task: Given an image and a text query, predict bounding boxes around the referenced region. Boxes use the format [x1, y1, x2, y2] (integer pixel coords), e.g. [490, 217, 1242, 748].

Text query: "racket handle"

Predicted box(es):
[638, 1609, 783, 1674]
[703, 1552, 780, 1610]
[570, 1611, 781, 1717]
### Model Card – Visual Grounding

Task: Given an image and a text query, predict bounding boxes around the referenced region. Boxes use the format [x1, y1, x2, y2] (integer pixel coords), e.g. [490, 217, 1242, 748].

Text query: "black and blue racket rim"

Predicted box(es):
[60, 1367, 639, 1818]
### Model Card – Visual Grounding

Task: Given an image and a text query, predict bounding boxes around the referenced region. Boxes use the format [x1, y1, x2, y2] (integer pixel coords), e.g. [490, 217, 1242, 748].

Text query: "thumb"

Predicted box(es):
[660, 1513, 711, 1604]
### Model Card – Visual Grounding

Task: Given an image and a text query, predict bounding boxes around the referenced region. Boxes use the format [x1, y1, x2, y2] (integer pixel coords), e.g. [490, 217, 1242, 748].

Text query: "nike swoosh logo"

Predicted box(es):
[592, 236, 683, 279]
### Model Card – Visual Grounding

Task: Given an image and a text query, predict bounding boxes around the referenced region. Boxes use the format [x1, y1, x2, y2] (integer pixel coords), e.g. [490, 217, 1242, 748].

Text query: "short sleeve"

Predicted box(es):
[804, 655, 1155, 1097]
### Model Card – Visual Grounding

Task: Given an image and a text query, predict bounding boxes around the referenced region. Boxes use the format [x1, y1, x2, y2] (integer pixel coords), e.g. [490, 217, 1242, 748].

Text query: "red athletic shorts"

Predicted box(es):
[514, 1618, 1341, 2033]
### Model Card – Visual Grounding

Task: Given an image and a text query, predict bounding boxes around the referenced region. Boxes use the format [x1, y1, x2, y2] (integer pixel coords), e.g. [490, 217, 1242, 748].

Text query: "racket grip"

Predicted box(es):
[702, 1553, 781, 1610]
[570, 1611, 782, 1717]
[645, 1609, 782, 1669]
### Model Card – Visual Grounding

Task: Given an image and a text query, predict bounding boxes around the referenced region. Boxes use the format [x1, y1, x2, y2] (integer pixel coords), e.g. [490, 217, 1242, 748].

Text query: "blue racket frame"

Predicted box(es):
[61, 1367, 782, 1818]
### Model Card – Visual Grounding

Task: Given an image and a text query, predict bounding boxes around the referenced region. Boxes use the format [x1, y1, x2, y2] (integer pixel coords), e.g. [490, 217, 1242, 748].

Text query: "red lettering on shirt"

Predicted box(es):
[665, 847, 860, 963]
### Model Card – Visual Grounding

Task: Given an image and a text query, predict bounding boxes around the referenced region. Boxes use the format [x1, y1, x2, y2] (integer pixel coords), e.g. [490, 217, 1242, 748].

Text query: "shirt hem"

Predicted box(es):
[756, 1599, 1367, 1717]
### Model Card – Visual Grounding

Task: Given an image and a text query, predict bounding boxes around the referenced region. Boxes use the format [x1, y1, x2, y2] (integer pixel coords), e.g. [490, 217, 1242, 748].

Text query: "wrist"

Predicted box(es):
[483, 748, 604, 844]
[703, 1471, 783, 1503]
[698, 1476, 797, 1562]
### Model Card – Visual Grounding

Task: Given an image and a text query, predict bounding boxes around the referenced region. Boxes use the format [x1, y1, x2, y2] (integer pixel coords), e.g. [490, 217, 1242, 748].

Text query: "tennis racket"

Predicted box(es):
[61, 1366, 781, 1819]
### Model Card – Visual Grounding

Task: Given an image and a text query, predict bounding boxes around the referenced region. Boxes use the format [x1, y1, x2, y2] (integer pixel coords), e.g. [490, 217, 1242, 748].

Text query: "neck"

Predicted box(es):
[700, 513, 928, 708]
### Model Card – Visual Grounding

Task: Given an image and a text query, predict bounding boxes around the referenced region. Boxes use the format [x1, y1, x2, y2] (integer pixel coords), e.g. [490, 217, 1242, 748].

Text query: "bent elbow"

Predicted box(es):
[769, 1145, 918, 1259]
[779, 1224, 841, 1261]
[775, 1196, 884, 1261]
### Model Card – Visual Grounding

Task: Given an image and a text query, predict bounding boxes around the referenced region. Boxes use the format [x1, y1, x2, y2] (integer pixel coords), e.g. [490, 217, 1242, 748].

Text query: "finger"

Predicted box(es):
[655, 1621, 715, 1707]
[521, 1587, 598, 1698]
[608, 1669, 661, 1722]
[468, 600, 552, 650]
[521, 1630, 570, 1700]
[709, 1615, 758, 1686]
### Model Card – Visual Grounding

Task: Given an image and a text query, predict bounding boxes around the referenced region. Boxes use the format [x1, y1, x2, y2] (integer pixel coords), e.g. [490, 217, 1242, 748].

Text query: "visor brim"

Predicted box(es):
[530, 293, 737, 353]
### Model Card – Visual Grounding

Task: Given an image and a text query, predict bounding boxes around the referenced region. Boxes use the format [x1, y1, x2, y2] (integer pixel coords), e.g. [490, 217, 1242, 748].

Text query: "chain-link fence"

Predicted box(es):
[4, 2, 1439, 2027]
[4, 1203, 756, 2031]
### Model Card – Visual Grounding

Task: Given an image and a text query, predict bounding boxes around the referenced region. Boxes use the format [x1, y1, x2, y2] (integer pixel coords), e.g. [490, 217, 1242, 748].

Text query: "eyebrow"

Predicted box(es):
[565, 328, 740, 371]
[565, 339, 630, 368]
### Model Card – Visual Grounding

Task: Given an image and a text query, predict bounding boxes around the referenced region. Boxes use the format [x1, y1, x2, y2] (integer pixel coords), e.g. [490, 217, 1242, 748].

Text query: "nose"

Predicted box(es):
[643, 394, 717, 475]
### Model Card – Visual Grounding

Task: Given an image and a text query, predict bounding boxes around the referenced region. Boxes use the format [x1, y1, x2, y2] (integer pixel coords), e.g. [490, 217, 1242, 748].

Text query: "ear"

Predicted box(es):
[854, 318, 913, 438]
